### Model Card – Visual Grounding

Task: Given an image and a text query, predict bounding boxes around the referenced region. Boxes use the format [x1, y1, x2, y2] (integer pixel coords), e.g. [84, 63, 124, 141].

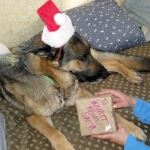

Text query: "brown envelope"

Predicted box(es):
[76, 94, 117, 136]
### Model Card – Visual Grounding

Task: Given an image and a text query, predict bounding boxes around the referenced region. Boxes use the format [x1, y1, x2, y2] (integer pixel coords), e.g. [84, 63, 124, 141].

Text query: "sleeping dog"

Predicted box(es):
[0, 32, 149, 150]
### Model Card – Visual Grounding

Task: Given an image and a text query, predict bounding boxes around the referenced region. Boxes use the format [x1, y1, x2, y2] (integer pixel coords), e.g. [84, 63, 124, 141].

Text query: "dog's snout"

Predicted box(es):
[102, 69, 110, 79]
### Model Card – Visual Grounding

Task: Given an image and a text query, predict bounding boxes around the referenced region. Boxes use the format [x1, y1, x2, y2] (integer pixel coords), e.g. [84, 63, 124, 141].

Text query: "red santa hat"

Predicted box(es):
[37, 0, 75, 48]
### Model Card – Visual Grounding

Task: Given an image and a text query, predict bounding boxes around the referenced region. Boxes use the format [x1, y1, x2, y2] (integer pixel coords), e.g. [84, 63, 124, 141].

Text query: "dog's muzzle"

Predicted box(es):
[71, 67, 110, 84]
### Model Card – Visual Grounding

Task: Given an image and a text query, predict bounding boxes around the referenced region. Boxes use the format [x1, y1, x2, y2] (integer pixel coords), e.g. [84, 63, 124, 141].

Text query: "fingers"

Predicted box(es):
[95, 89, 121, 98]
[92, 133, 113, 139]
[95, 89, 124, 107]
[95, 89, 133, 109]
[92, 122, 129, 146]
[95, 89, 114, 95]
[113, 101, 128, 108]
[117, 121, 124, 128]
[92, 122, 125, 140]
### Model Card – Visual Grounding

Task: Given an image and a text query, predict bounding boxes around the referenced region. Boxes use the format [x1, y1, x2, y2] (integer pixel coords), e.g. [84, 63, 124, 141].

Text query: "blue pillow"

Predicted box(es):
[65, 0, 146, 52]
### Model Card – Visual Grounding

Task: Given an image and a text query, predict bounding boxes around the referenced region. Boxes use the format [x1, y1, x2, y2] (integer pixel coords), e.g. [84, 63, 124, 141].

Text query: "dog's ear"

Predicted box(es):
[35, 45, 52, 57]
[74, 32, 91, 50]
[22, 44, 59, 60]
[21, 44, 51, 56]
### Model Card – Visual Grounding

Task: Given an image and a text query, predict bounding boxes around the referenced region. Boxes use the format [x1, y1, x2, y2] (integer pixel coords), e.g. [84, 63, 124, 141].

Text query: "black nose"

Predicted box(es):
[102, 69, 110, 79]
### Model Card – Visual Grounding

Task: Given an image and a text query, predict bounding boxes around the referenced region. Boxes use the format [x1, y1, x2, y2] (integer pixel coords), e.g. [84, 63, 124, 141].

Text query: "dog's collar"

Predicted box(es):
[55, 47, 63, 62]
[43, 75, 58, 87]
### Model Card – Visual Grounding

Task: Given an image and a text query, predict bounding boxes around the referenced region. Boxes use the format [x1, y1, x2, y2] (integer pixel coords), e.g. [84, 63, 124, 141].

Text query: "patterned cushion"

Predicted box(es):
[65, 0, 146, 52]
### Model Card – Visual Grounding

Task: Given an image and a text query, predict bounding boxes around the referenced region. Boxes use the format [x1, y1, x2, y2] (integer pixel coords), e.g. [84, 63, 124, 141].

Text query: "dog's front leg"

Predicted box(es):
[90, 49, 143, 84]
[27, 53, 76, 89]
[27, 115, 75, 150]
[116, 114, 147, 141]
[100, 60, 143, 84]
[65, 82, 93, 106]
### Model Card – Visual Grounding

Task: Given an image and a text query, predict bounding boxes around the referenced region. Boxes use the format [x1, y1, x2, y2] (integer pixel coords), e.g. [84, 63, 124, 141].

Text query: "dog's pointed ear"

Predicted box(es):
[21, 44, 52, 56]
[36, 45, 52, 57]
[68, 32, 91, 50]
[75, 32, 91, 50]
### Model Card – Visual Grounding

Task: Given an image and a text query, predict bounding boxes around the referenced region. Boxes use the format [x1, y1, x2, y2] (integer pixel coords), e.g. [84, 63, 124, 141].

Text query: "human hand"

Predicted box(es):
[95, 89, 136, 109]
[92, 122, 129, 146]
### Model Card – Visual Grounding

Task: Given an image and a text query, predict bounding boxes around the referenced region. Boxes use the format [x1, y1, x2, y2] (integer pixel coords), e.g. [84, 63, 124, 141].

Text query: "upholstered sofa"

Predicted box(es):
[0, 0, 150, 150]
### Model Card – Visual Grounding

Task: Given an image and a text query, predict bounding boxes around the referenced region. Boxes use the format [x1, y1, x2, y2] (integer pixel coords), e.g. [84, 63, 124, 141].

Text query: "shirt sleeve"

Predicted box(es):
[124, 134, 150, 150]
[133, 98, 150, 124]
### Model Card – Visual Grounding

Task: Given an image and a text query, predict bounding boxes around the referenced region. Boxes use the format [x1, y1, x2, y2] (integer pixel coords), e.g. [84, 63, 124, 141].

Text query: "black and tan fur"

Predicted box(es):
[38, 32, 150, 84]
[0, 32, 149, 150]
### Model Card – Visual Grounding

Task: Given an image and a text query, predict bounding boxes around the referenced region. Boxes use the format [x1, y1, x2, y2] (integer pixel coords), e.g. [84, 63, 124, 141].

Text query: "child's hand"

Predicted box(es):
[95, 89, 136, 109]
[92, 122, 129, 146]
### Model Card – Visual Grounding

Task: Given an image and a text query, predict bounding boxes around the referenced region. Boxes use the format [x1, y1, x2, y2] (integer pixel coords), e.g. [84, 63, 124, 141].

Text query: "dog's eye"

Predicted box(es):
[80, 56, 84, 61]
[79, 54, 87, 61]
[37, 51, 50, 57]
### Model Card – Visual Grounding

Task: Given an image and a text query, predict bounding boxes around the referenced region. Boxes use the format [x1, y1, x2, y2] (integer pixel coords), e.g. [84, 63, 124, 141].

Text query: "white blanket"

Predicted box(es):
[123, 0, 150, 42]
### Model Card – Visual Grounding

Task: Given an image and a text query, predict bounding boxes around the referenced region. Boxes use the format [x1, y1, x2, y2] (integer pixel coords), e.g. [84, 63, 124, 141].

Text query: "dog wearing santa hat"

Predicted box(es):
[0, 0, 148, 150]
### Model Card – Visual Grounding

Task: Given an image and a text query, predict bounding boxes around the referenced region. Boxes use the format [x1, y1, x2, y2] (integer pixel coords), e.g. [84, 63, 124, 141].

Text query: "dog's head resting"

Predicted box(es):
[59, 33, 109, 84]
[35, 32, 109, 84]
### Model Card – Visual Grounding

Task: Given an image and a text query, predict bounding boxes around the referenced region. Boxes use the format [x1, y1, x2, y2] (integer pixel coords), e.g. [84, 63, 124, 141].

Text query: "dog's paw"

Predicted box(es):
[131, 125, 147, 141]
[125, 121, 147, 141]
[125, 70, 143, 84]
[65, 99, 75, 106]
[65, 79, 79, 107]
[117, 114, 147, 141]
[51, 60, 59, 67]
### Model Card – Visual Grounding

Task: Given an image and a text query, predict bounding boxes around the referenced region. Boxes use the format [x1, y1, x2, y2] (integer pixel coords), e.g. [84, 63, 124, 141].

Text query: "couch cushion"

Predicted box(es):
[66, 0, 146, 52]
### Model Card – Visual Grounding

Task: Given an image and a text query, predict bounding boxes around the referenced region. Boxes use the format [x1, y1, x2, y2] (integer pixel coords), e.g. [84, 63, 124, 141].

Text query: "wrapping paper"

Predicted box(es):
[76, 94, 117, 136]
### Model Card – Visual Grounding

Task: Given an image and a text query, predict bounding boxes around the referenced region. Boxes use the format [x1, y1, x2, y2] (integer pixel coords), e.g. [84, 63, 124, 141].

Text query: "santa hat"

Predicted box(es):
[37, 0, 75, 48]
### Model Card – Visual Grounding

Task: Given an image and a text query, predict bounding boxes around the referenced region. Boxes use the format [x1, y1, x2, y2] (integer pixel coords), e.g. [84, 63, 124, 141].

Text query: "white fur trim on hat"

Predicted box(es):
[42, 13, 75, 48]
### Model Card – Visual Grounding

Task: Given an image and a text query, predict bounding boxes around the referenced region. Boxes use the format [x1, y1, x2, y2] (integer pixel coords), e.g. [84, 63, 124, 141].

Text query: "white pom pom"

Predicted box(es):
[54, 13, 66, 26]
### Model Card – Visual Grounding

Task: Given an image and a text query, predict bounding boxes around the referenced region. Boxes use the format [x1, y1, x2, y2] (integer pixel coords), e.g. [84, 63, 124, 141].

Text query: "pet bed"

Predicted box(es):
[0, 42, 150, 150]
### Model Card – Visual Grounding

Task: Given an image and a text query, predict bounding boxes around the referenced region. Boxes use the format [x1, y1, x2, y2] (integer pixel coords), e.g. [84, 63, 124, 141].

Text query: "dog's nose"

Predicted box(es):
[102, 69, 110, 79]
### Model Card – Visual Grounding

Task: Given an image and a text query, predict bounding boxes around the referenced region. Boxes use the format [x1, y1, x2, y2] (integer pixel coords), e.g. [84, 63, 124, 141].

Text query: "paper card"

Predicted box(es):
[76, 94, 117, 136]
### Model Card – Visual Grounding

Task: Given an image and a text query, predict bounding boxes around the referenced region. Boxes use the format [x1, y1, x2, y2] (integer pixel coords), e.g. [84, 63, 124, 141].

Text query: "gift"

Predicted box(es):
[76, 94, 117, 136]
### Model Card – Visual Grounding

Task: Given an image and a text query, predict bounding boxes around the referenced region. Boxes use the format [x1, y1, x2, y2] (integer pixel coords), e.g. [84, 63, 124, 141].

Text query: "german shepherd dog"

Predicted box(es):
[0, 32, 149, 150]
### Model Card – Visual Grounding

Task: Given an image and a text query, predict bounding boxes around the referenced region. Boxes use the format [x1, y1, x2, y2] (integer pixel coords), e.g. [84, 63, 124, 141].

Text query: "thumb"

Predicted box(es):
[113, 102, 127, 108]
[117, 122, 124, 129]
[92, 133, 113, 139]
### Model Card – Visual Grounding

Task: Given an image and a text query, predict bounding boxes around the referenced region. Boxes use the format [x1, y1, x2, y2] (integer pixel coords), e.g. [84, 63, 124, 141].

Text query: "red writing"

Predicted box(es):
[82, 98, 109, 131]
